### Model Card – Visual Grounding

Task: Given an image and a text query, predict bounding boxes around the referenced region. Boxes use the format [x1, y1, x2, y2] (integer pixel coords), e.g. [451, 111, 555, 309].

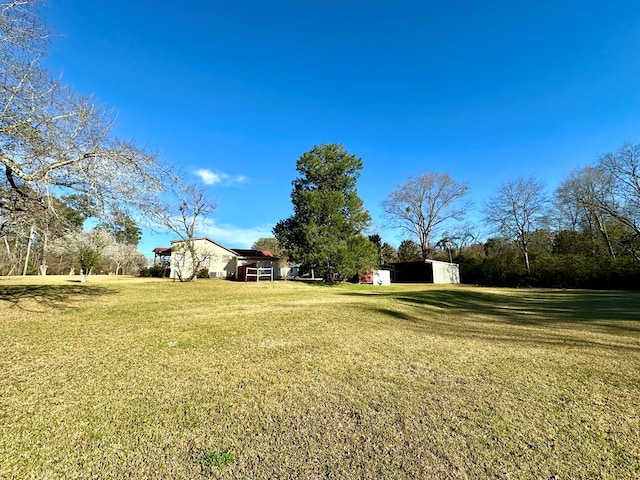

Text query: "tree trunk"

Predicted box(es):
[523, 250, 531, 275]
[520, 237, 531, 274]
[22, 225, 35, 276]
[40, 231, 49, 275]
[597, 217, 616, 259]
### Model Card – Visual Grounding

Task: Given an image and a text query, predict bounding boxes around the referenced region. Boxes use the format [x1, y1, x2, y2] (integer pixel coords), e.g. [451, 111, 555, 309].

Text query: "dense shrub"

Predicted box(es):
[196, 268, 210, 279]
[459, 250, 640, 289]
[139, 265, 168, 278]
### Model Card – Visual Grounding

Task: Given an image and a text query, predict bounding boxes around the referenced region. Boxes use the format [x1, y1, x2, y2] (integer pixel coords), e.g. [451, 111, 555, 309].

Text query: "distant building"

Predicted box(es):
[154, 238, 281, 280]
[359, 270, 392, 286]
[389, 259, 460, 284]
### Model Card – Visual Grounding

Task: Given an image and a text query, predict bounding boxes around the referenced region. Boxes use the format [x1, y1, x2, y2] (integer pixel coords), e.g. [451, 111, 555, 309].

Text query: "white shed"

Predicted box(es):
[372, 270, 391, 286]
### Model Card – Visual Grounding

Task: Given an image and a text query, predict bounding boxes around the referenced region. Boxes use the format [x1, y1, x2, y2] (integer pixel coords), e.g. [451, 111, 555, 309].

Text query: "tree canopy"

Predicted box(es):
[0, 0, 177, 276]
[252, 237, 288, 265]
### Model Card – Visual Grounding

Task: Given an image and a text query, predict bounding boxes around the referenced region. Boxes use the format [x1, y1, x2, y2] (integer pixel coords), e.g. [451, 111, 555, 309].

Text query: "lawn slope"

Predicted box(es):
[1, 276, 638, 479]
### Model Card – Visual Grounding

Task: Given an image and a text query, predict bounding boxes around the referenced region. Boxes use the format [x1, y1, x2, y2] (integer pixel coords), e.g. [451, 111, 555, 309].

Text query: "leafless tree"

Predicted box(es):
[596, 143, 640, 237]
[103, 243, 145, 275]
[48, 227, 113, 280]
[484, 176, 548, 274]
[152, 182, 216, 282]
[381, 172, 470, 260]
[555, 167, 618, 258]
[435, 223, 480, 262]
[1, 1, 166, 232]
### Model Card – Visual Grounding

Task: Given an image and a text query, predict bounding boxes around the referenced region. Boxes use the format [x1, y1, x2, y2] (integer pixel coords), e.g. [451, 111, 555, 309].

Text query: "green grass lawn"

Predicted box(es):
[1, 276, 638, 479]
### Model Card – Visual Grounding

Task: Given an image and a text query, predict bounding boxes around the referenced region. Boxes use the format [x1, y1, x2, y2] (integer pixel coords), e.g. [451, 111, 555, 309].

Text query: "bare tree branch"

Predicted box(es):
[484, 176, 548, 274]
[150, 181, 217, 282]
[596, 143, 640, 237]
[0, 0, 167, 231]
[381, 171, 471, 260]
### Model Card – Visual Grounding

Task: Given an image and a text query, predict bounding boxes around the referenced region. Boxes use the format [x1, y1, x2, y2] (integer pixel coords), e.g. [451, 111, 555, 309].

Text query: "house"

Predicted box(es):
[389, 259, 460, 284]
[159, 238, 281, 280]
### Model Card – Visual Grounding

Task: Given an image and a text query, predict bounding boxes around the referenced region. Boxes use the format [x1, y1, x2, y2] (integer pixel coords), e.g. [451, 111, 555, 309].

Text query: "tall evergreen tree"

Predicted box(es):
[274, 144, 377, 283]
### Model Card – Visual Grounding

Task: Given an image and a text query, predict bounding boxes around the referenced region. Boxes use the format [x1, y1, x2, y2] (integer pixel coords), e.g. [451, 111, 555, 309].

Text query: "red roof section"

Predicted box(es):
[232, 249, 275, 258]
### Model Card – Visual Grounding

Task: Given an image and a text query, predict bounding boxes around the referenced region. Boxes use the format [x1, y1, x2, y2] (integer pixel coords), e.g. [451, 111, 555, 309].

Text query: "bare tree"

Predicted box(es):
[596, 143, 640, 237]
[436, 223, 480, 262]
[381, 172, 470, 260]
[484, 176, 548, 274]
[555, 167, 618, 258]
[104, 243, 145, 276]
[48, 227, 113, 281]
[152, 182, 216, 282]
[0, 1, 165, 231]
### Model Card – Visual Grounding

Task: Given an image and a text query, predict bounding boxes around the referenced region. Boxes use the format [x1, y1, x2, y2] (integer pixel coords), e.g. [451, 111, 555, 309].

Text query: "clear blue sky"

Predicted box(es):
[42, 1, 640, 255]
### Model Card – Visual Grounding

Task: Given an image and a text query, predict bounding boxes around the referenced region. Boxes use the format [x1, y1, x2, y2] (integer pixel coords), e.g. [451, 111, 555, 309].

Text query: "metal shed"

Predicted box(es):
[390, 260, 460, 284]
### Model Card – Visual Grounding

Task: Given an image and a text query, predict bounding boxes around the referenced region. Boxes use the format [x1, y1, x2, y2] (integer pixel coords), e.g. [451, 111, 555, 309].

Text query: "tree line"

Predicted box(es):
[268, 143, 640, 288]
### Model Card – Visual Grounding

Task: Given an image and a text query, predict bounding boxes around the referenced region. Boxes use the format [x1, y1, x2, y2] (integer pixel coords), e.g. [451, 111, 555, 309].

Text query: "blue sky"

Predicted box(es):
[42, 1, 640, 255]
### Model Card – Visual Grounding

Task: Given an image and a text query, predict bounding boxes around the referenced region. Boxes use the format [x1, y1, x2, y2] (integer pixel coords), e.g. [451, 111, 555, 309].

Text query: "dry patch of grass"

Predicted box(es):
[0, 276, 638, 479]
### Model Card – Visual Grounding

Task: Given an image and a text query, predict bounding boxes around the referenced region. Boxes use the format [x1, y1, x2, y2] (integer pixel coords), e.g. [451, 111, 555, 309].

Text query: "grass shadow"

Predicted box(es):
[343, 287, 640, 351]
[347, 287, 640, 324]
[0, 284, 116, 312]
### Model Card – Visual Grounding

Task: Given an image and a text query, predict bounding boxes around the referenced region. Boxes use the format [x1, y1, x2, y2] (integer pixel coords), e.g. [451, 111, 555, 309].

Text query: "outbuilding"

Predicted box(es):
[359, 269, 392, 286]
[389, 259, 460, 284]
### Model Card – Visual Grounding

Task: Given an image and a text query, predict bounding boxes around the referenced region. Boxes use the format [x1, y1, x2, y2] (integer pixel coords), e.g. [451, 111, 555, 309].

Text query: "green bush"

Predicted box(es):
[196, 268, 210, 279]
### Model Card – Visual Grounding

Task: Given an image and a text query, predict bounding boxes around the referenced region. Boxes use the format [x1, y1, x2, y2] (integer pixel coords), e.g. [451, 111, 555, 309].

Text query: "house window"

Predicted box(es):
[222, 255, 231, 263]
[174, 254, 185, 267]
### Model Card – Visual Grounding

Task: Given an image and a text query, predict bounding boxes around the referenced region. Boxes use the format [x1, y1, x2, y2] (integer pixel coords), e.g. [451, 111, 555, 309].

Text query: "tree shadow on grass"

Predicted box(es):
[342, 287, 640, 351]
[0, 284, 115, 312]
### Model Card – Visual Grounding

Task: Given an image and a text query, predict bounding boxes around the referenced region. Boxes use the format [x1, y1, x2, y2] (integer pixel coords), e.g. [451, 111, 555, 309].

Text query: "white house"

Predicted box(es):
[164, 238, 281, 280]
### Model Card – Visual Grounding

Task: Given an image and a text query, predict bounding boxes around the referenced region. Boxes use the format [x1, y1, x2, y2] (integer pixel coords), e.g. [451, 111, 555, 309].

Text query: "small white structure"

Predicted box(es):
[373, 270, 391, 286]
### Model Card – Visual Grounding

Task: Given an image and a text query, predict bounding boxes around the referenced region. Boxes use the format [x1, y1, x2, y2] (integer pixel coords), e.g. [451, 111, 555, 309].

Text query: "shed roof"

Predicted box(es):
[232, 249, 275, 259]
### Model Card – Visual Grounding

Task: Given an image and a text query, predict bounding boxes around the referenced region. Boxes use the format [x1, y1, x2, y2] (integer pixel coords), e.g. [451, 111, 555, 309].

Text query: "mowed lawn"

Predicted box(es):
[0, 277, 638, 479]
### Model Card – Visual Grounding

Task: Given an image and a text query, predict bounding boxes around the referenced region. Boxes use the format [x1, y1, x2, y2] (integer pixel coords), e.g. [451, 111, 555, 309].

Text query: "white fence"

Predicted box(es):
[244, 267, 273, 282]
